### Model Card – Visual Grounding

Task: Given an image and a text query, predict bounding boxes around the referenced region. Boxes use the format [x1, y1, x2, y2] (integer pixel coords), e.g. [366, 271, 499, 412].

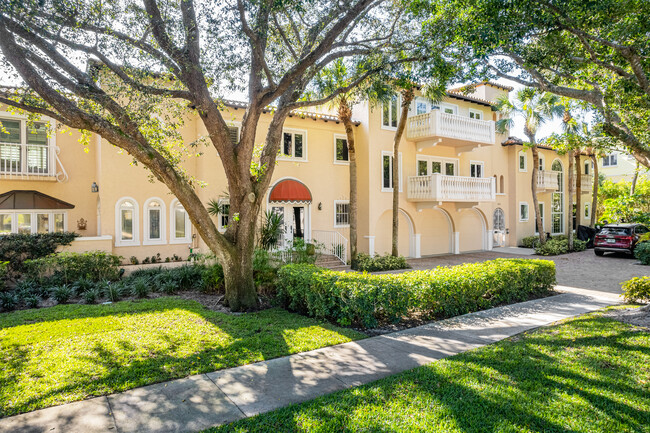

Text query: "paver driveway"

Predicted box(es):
[407, 249, 648, 294]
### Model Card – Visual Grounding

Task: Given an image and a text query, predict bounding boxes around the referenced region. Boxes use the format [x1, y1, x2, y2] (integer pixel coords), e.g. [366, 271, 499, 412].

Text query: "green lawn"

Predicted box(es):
[0, 298, 365, 417]
[208, 310, 650, 433]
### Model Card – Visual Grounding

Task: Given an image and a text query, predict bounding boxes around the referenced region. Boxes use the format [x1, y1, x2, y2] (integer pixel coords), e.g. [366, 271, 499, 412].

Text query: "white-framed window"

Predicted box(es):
[519, 151, 527, 172]
[279, 129, 306, 160]
[143, 198, 166, 245]
[115, 197, 139, 246]
[382, 95, 399, 129]
[0, 114, 55, 176]
[217, 198, 230, 232]
[470, 161, 484, 178]
[416, 155, 458, 177]
[535, 203, 545, 234]
[519, 202, 529, 222]
[469, 108, 483, 120]
[584, 203, 590, 219]
[602, 153, 617, 167]
[538, 154, 545, 171]
[439, 102, 458, 115]
[227, 124, 240, 145]
[0, 210, 66, 235]
[170, 199, 191, 243]
[334, 200, 350, 228]
[333, 134, 349, 164]
[414, 97, 430, 115]
[381, 151, 402, 192]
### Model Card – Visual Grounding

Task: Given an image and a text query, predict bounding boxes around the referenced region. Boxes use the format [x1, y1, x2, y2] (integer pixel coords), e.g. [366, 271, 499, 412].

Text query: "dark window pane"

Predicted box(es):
[27, 122, 47, 145]
[383, 155, 391, 188]
[390, 97, 398, 127]
[417, 160, 428, 176]
[431, 161, 441, 173]
[336, 138, 348, 161]
[0, 119, 21, 143]
[283, 132, 292, 156]
[294, 134, 303, 158]
[382, 103, 389, 126]
[445, 163, 455, 176]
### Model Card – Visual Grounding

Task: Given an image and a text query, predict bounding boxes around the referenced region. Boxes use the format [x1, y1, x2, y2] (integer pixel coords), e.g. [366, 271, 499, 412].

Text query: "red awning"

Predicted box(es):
[269, 180, 312, 203]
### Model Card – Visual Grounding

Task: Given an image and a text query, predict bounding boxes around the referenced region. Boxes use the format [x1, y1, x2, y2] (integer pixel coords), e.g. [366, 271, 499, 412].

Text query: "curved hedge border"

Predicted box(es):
[276, 259, 556, 328]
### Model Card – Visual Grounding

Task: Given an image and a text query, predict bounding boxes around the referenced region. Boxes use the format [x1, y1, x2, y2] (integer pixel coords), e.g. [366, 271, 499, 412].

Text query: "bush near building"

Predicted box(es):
[535, 238, 587, 256]
[0, 232, 78, 275]
[352, 253, 410, 272]
[276, 259, 556, 328]
[634, 240, 650, 265]
[622, 276, 650, 303]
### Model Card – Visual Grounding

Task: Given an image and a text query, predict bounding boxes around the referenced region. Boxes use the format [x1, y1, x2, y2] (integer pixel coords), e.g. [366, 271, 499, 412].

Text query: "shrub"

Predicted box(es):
[25, 251, 122, 284]
[72, 277, 95, 295]
[0, 261, 7, 290]
[521, 235, 542, 248]
[83, 287, 101, 304]
[104, 281, 123, 302]
[201, 263, 224, 293]
[52, 285, 73, 304]
[634, 242, 650, 265]
[534, 238, 586, 256]
[253, 248, 279, 290]
[24, 295, 40, 309]
[276, 259, 556, 328]
[130, 256, 139, 265]
[131, 278, 150, 298]
[352, 253, 410, 272]
[0, 232, 78, 276]
[622, 276, 650, 303]
[0, 292, 17, 311]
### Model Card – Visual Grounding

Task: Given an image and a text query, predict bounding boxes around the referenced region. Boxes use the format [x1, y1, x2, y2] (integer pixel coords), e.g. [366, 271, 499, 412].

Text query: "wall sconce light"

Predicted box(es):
[318, 202, 322, 210]
[91, 182, 99, 193]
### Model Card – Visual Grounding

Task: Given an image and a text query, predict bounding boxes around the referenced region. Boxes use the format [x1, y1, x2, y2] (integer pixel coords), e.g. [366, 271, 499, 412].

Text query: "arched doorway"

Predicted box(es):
[267, 178, 312, 248]
[493, 208, 506, 247]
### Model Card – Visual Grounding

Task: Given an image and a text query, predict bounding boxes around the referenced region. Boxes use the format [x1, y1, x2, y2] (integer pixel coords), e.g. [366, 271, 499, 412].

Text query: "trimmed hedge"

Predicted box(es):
[276, 259, 556, 328]
[353, 253, 410, 272]
[0, 232, 78, 275]
[24, 251, 122, 285]
[535, 238, 587, 256]
[622, 276, 650, 303]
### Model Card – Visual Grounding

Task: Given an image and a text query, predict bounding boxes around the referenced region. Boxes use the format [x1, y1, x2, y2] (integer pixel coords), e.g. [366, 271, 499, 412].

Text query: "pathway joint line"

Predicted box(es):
[204, 373, 247, 419]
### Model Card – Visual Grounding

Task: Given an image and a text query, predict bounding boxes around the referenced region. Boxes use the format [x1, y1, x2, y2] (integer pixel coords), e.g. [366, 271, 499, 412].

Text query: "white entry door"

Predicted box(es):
[271, 204, 307, 248]
[493, 208, 506, 247]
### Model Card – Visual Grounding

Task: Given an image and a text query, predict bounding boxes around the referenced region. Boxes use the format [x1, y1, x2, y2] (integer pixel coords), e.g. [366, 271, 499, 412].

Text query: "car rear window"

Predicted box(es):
[600, 227, 632, 235]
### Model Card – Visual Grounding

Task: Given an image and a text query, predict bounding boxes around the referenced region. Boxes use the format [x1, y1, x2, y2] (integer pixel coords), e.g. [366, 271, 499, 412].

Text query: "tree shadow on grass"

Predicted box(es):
[209, 317, 650, 433]
[0, 298, 360, 418]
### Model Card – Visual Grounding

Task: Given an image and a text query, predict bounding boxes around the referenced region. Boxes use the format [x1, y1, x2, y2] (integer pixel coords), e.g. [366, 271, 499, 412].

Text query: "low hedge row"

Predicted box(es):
[622, 276, 650, 303]
[276, 259, 556, 328]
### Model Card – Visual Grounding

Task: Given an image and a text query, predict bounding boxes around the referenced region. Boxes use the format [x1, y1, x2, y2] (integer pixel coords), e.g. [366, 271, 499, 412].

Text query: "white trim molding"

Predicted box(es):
[115, 197, 140, 247]
[333, 133, 350, 165]
[143, 197, 167, 245]
[519, 201, 529, 222]
[170, 198, 192, 244]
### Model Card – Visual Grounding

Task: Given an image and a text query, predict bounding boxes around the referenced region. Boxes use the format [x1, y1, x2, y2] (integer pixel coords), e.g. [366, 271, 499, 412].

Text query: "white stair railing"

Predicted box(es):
[311, 230, 348, 264]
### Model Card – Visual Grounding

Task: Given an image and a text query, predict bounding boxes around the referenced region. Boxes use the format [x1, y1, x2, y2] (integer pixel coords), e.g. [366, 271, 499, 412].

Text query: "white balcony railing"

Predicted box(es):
[0, 142, 68, 182]
[537, 170, 559, 191]
[407, 174, 496, 203]
[406, 110, 496, 145]
[573, 174, 594, 193]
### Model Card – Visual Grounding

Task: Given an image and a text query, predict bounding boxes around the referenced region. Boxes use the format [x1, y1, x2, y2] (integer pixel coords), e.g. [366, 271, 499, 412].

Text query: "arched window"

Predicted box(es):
[144, 198, 166, 245]
[170, 199, 191, 243]
[551, 160, 564, 234]
[499, 175, 505, 194]
[115, 197, 139, 246]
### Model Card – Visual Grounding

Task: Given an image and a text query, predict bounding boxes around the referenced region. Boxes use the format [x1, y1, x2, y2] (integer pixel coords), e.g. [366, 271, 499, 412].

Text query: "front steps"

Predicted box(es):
[315, 254, 350, 271]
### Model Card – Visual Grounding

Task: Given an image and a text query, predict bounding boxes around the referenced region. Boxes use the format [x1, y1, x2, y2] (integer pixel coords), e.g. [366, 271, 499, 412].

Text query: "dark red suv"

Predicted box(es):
[594, 224, 649, 256]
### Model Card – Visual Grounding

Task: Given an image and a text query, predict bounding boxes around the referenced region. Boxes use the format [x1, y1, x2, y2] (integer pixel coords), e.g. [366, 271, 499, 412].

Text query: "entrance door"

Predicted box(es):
[271, 204, 307, 248]
[493, 208, 506, 247]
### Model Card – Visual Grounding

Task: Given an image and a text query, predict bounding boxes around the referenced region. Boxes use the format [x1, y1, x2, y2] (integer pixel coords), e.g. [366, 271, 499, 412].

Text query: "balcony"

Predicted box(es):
[573, 174, 594, 193]
[537, 170, 559, 192]
[405, 110, 496, 152]
[0, 143, 67, 182]
[407, 174, 496, 207]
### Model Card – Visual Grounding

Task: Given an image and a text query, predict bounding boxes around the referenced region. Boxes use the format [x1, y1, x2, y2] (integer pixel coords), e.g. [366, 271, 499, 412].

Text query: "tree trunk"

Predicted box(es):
[567, 150, 575, 251]
[575, 151, 581, 233]
[529, 141, 546, 245]
[392, 89, 414, 257]
[631, 161, 640, 195]
[222, 246, 258, 311]
[591, 155, 598, 227]
[339, 101, 357, 266]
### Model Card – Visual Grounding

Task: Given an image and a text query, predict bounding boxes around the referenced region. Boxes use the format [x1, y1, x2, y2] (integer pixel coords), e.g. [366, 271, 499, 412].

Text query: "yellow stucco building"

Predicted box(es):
[0, 82, 594, 264]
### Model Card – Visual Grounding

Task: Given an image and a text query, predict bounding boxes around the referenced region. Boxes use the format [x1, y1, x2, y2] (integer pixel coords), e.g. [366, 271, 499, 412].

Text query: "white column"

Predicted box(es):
[365, 235, 376, 256]
[453, 232, 460, 254]
[414, 234, 421, 258]
[487, 231, 493, 251]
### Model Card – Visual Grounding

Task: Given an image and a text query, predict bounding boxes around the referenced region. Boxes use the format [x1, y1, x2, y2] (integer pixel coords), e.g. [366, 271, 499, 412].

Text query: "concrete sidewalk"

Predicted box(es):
[1, 286, 622, 433]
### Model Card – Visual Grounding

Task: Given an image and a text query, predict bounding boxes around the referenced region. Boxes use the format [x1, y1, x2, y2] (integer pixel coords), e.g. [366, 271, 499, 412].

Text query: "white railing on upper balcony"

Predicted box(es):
[0, 142, 68, 182]
[311, 230, 348, 264]
[407, 174, 496, 202]
[537, 170, 559, 190]
[573, 174, 594, 192]
[405, 110, 496, 144]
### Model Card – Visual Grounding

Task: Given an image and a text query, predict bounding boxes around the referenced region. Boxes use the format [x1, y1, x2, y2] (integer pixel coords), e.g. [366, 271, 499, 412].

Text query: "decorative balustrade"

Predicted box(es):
[573, 174, 594, 193]
[0, 142, 68, 181]
[311, 230, 348, 264]
[407, 174, 496, 203]
[536, 170, 559, 191]
[405, 110, 495, 145]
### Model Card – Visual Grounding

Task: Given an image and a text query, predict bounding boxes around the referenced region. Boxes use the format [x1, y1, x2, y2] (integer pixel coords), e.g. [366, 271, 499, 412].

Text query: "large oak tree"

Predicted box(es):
[0, 0, 429, 310]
